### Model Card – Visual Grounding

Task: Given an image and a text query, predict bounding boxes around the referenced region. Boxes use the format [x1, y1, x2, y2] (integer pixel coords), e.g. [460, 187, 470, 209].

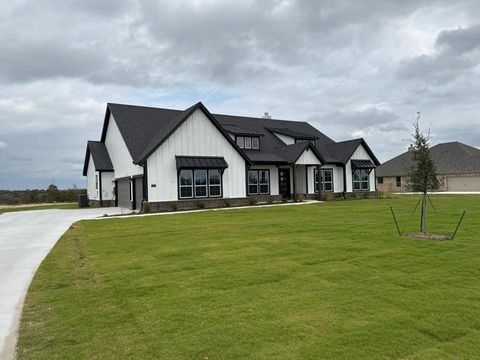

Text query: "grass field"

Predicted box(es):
[0, 203, 78, 214]
[17, 196, 480, 359]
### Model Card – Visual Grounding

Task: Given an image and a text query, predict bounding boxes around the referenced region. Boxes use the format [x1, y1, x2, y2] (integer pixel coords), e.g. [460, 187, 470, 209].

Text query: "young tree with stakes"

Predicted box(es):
[407, 113, 440, 233]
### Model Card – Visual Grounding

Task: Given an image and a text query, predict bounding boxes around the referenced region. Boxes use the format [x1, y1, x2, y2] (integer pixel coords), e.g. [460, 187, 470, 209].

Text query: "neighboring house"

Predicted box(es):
[83, 102, 380, 210]
[376, 142, 480, 192]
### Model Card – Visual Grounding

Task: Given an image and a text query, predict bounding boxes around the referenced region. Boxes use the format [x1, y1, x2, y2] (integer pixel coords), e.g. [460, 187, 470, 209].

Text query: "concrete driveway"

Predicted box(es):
[0, 207, 124, 360]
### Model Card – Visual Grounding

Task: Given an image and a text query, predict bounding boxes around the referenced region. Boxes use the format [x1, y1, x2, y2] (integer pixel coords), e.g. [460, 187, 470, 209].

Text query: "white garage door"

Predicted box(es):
[447, 176, 480, 191]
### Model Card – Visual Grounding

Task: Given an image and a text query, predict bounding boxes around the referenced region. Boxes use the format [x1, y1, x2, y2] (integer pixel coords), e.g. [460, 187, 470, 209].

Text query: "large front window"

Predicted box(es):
[353, 169, 370, 191]
[179, 169, 223, 199]
[314, 168, 333, 192]
[248, 170, 270, 195]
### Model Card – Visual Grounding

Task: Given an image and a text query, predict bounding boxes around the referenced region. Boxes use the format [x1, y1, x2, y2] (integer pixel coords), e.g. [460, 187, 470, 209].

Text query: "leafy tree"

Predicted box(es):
[407, 115, 440, 232]
[46, 184, 61, 202]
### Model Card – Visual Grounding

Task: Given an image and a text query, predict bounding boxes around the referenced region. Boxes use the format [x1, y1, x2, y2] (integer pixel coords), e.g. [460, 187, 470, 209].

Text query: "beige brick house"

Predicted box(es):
[376, 142, 480, 192]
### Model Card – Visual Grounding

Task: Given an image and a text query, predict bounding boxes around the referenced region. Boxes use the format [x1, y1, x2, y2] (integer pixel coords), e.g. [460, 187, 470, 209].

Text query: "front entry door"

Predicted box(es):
[279, 168, 291, 198]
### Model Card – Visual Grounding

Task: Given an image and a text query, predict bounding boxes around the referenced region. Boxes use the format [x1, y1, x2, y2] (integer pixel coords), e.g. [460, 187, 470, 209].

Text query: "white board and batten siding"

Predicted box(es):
[86, 154, 115, 201]
[147, 109, 247, 202]
[104, 113, 143, 179]
[86, 155, 98, 200]
[295, 148, 322, 166]
[101, 172, 115, 201]
[294, 148, 321, 194]
[345, 144, 376, 192]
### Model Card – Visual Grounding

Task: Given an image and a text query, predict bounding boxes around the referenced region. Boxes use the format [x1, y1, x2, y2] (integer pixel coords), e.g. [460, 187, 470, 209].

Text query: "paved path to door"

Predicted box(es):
[0, 207, 124, 360]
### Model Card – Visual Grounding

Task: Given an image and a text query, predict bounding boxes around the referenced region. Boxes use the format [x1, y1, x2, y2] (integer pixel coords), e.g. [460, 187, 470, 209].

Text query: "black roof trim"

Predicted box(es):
[136, 102, 252, 166]
[176, 156, 228, 170]
[82, 141, 114, 176]
[275, 142, 325, 165]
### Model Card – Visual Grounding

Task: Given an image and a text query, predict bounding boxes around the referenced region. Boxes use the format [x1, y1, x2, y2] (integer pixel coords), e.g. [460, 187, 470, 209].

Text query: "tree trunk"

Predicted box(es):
[420, 192, 427, 233]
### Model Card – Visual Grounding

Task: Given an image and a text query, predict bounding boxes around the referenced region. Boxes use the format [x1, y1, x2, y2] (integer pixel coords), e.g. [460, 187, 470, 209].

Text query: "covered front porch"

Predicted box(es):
[277, 164, 323, 201]
[277, 143, 324, 201]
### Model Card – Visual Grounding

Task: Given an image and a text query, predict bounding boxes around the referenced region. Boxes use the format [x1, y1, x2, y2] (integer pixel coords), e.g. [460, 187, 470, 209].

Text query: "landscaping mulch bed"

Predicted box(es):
[402, 232, 451, 241]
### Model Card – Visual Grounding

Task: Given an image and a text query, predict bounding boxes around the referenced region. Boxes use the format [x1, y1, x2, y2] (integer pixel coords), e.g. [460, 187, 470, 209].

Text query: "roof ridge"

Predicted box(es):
[107, 102, 184, 113]
[214, 112, 311, 125]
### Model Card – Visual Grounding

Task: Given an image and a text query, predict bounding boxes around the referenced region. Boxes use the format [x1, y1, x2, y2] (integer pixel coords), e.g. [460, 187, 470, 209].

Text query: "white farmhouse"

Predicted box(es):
[83, 102, 380, 211]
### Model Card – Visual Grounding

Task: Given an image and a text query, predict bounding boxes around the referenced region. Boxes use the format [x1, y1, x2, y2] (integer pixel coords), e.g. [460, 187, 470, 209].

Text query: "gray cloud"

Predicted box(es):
[397, 23, 480, 82]
[0, 0, 479, 189]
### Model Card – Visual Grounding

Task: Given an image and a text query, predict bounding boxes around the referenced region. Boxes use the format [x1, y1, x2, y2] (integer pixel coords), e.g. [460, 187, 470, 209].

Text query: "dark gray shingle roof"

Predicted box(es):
[94, 102, 377, 167]
[82, 141, 113, 176]
[376, 142, 480, 177]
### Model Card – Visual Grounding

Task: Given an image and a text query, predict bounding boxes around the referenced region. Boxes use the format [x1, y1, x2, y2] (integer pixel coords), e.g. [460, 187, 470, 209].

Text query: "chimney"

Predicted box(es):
[262, 112, 271, 119]
[408, 145, 415, 152]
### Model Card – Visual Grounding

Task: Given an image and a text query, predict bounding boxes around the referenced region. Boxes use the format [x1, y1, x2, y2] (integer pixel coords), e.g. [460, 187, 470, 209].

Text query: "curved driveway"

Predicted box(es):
[0, 207, 124, 360]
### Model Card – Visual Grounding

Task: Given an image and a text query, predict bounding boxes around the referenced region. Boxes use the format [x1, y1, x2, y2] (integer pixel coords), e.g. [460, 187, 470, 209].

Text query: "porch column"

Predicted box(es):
[292, 164, 297, 202]
[316, 165, 321, 198]
[305, 165, 309, 194]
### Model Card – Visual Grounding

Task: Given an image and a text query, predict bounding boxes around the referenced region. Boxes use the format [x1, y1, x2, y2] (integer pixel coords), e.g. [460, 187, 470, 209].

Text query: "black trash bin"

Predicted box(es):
[78, 194, 89, 208]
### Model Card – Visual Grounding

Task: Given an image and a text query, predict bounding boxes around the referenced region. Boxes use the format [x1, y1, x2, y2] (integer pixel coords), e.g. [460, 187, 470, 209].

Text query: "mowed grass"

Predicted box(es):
[0, 203, 77, 214]
[17, 196, 480, 359]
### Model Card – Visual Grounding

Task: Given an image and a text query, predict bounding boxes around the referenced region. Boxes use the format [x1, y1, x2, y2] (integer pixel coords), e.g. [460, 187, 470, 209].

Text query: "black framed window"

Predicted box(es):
[195, 170, 207, 198]
[209, 169, 222, 197]
[378, 177, 384, 184]
[179, 169, 193, 198]
[295, 138, 315, 145]
[236, 136, 245, 148]
[248, 170, 258, 194]
[244, 137, 252, 149]
[248, 169, 270, 195]
[252, 137, 259, 149]
[236, 136, 260, 150]
[396, 176, 401, 187]
[353, 169, 369, 191]
[95, 174, 98, 190]
[314, 168, 334, 192]
[179, 169, 223, 199]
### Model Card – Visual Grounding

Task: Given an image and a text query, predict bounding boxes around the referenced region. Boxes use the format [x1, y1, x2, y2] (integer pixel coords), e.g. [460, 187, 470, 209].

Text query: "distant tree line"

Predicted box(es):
[0, 185, 86, 205]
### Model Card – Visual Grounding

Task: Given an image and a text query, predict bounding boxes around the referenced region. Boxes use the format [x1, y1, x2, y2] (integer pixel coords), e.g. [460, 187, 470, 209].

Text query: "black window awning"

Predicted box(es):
[176, 156, 229, 170]
[351, 159, 376, 173]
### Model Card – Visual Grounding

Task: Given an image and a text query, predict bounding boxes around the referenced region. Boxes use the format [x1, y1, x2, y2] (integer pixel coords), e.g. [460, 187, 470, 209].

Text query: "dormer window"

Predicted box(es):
[295, 138, 315, 145]
[236, 135, 260, 150]
[252, 137, 259, 149]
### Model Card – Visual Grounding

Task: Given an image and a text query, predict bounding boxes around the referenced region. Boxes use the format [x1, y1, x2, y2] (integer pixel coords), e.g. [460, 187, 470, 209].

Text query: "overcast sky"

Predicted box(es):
[1, 0, 479, 189]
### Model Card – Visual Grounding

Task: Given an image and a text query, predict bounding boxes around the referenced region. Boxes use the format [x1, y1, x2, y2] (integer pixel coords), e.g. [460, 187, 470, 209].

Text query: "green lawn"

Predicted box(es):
[0, 203, 77, 214]
[17, 196, 480, 359]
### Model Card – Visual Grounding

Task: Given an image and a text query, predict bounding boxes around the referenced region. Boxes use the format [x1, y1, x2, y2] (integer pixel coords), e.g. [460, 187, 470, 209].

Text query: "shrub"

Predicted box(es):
[248, 198, 257, 206]
[170, 202, 178, 211]
[224, 198, 231, 207]
[196, 200, 205, 209]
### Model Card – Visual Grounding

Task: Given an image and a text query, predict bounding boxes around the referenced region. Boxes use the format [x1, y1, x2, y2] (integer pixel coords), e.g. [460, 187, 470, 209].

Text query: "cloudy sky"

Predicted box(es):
[1, 0, 479, 189]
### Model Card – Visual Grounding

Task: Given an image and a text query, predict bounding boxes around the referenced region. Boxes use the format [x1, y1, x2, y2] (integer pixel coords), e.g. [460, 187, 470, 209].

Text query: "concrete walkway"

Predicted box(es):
[0, 207, 124, 360]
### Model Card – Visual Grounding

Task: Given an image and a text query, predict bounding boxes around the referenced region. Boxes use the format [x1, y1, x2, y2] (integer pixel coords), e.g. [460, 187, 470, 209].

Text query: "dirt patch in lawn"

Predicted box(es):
[402, 232, 451, 241]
